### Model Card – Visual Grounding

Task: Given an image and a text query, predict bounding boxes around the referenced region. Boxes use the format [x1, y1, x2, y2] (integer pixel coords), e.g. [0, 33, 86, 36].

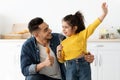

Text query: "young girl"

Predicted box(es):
[57, 2, 108, 80]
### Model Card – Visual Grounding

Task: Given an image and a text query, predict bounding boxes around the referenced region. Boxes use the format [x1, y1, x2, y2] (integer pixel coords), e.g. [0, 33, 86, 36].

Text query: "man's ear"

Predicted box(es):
[33, 31, 38, 37]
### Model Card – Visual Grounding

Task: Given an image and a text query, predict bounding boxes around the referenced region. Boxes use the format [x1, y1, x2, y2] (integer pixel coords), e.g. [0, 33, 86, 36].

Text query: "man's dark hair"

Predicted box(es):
[28, 17, 44, 33]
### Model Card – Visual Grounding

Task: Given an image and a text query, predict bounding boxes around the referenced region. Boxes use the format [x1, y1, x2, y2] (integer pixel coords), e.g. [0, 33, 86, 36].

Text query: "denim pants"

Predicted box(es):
[65, 57, 91, 80]
[25, 74, 61, 80]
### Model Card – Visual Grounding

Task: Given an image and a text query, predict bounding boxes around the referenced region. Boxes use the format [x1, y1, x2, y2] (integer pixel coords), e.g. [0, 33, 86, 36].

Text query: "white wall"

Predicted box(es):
[0, 0, 120, 39]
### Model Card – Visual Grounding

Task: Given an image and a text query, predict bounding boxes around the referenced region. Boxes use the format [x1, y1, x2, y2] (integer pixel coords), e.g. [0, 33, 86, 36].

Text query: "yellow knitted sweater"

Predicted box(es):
[59, 18, 101, 63]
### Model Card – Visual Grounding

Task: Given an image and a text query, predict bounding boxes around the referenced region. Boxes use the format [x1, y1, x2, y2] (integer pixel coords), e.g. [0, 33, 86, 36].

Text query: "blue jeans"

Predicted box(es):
[25, 74, 61, 80]
[65, 57, 91, 80]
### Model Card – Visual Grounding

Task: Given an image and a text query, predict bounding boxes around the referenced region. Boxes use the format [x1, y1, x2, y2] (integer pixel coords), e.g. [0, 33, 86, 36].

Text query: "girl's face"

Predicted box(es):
[62, 21, 76, 37]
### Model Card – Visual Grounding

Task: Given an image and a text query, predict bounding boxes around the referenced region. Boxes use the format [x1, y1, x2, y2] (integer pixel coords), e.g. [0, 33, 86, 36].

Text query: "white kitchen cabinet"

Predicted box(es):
[87, 40, 120, 80]
[0, 40, 25, 80]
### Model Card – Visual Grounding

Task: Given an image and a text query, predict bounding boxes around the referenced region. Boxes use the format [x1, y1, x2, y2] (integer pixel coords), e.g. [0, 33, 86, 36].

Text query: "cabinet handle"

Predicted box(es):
[94, 54, 98, 66]
[99, 54, 102, 67]
[16, 44, 21, 47]
[96, 45, 104, 47]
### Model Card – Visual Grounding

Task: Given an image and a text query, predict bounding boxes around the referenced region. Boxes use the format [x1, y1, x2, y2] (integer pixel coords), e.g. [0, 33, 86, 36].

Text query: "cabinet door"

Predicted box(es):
[0, 40, 25, 80]
[88, 42, 120, 80]
[0, 42, 15, 80]
[13, 42, 25, 80]
[87, 43, 98, 80]
[98, 44, 120, 80]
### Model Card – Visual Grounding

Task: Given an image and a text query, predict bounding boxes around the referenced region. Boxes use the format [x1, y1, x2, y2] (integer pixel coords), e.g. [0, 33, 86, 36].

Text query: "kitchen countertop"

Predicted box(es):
[88, 39, 120, 42]
[0, 39, 26, 42]
[0, 39, 120, 42]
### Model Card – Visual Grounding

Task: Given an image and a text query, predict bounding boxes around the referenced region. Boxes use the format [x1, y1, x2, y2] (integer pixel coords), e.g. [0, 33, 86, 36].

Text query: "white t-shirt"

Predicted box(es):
[38, 43, 61, 79]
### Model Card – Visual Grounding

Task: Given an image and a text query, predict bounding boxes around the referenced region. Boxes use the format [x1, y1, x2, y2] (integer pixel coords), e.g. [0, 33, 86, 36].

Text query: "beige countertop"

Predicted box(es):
[0, 39, 120, 42]
[88, 39, 120, 42]
[0, 39, 26, 42]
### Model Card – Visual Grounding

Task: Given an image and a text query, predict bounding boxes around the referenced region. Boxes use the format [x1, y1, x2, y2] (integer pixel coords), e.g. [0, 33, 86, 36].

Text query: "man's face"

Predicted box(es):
[36, 22, 52, 40]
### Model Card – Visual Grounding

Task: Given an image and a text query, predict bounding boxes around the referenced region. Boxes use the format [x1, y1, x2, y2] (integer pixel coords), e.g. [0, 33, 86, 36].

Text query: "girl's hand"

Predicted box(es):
[57, 44, 63, 59]
[102, 2, 108, 16]
[98, 2, 108, 22]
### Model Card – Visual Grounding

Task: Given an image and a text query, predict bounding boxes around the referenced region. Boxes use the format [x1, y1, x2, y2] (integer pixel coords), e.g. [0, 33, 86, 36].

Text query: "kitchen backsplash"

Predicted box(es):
[0, 24, 120, 39]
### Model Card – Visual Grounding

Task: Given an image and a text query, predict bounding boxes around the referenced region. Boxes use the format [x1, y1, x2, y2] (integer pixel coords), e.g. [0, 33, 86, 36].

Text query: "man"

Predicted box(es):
[20, 17, 94, 80]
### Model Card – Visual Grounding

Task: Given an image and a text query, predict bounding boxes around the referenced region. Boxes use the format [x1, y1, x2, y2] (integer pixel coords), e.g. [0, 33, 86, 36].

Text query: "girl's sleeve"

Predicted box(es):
[85, 18, 101, 38]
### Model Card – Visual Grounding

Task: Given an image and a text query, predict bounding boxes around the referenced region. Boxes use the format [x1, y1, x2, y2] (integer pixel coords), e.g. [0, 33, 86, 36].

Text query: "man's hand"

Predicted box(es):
[36, 56, 54, 72]
[44, 56, 54, 66]
[84, 52, 94, 63]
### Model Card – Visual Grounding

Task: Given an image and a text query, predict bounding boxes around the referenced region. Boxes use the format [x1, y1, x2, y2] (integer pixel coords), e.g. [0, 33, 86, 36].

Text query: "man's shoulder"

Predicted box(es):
[52, 33, 60, 36]
[52, 33, 66, 41]
[22, 37, 35, 47]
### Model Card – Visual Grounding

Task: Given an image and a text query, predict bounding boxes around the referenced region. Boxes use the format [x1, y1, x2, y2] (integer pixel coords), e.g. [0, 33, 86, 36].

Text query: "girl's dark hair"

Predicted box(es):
[62, 11, 85, 33]
[28, 17, 44, 33]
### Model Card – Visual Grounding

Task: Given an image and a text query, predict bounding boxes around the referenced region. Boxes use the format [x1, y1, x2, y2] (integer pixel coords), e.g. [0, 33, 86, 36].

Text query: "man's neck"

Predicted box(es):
[36, 38, 49, 47]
